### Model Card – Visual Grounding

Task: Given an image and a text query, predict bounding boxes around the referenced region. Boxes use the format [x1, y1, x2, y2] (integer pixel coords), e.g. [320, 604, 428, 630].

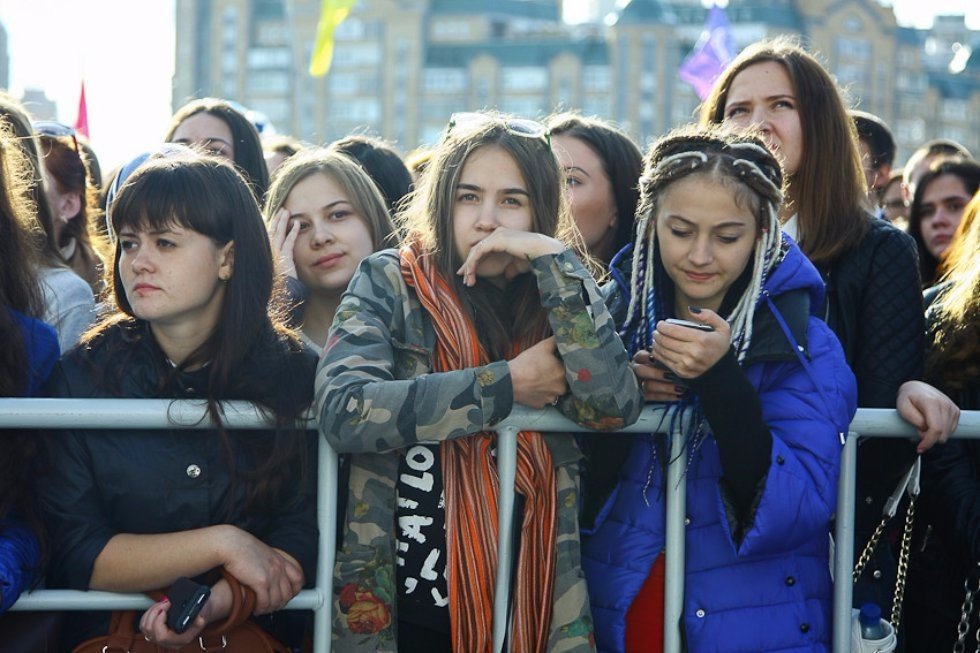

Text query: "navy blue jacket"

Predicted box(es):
[583, 238, 856, 652]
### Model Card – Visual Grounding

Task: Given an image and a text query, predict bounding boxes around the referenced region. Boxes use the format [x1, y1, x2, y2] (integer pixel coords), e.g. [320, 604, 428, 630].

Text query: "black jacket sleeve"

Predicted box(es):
[689, 349, 772, 523]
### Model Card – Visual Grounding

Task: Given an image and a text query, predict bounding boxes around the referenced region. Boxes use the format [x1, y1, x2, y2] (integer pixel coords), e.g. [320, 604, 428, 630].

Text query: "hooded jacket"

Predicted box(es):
[583, 237, 857, 652]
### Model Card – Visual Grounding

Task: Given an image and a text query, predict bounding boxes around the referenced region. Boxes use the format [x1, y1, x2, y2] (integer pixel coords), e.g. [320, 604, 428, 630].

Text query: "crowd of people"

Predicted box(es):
[0, 34, 977, 653]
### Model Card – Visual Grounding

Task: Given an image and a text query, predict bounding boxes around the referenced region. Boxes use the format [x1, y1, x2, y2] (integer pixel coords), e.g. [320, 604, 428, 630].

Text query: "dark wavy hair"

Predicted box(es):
[89, 152, 308, 512]
[330, 134, 414, 218]
[700, 37, 869, 267]
[546, 112, 643, 264]
[909, 158, 980, 287]
[165, 98, 270, 201]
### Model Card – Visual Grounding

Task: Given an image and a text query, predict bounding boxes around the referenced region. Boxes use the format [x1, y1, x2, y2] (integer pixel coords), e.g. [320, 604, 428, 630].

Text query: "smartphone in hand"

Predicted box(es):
[664, 318, 714, 332]
[165, 577, 211, 634]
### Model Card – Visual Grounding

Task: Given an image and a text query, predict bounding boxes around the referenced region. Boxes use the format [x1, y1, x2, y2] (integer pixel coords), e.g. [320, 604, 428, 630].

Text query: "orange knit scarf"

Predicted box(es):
[400, 241, 558, 653]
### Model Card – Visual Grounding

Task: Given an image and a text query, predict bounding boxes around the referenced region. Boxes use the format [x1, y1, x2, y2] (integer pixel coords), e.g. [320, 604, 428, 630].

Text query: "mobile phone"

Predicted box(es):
[664, 318, 714, 332]
[165, 577, 211, 634]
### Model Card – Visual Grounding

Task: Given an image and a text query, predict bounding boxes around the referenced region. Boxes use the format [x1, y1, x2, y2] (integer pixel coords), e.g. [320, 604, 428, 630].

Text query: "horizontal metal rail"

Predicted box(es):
[2, 400, 978, 653]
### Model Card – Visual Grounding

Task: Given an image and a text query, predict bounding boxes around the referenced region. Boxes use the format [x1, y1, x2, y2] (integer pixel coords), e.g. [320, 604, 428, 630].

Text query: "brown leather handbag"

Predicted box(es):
[72, 570, 289, 653]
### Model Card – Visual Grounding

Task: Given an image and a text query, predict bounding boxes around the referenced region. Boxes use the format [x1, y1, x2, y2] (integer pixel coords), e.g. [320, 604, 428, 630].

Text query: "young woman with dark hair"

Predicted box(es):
[35, 122, 108, 295]
[908, 158, 980, 288]
[0, 118, 59, 617]
[316, 111, 641, 651]
[905, 192, 980, 651]
[700, 37, 960, 620]
[329, 134, 414, 218]
[0, 94, 97, 352]
[39, 152, 317, 649]
[165, 98, 270, 201]
[546, 112, 643, 267]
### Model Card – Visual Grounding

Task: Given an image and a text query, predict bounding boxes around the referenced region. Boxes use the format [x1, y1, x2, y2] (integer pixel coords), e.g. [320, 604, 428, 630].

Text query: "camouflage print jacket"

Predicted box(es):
[315, 248, 642, 652]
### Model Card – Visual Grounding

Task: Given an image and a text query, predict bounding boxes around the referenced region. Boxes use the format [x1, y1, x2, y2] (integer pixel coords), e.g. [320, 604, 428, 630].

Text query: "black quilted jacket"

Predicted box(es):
[820, 217, 924, 609]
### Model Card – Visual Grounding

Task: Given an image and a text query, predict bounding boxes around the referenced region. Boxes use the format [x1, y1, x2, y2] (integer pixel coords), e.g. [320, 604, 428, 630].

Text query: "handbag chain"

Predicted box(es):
[852, 456, 921, 630]
[953, 563, 980, 653]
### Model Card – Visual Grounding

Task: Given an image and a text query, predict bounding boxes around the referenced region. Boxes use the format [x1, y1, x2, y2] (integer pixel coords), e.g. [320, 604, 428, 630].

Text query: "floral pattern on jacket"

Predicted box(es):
[315, 248, 641, 652]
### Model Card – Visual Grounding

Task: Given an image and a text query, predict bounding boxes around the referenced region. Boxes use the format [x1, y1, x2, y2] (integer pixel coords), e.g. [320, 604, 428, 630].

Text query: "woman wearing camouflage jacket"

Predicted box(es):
[316, 112, 642, 652]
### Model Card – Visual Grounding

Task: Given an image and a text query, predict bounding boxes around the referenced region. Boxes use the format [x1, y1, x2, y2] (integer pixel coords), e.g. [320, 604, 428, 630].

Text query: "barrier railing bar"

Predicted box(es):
[494, 426, 519, 653]
[664, 415, 688, 653]
[3, 400, 979, 653]
[833, 432, 859, 653]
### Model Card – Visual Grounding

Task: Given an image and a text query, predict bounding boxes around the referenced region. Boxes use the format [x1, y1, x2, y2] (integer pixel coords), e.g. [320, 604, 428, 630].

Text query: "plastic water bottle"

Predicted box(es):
[858, 603, 889, 640]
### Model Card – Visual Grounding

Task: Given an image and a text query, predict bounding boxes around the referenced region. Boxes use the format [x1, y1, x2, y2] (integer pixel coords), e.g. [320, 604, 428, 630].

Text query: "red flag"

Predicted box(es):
[74, 81, 89, 139]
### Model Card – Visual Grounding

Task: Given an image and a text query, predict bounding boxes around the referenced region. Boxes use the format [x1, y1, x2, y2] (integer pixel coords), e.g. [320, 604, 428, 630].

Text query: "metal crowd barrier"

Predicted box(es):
[2, 399, 978, 653]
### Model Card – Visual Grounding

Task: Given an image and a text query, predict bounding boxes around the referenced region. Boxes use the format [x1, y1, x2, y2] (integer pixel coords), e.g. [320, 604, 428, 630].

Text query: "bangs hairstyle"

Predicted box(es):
[264, 148, 398, 252]
[699, 36, 868, 267]
[546, 111, 644, 258]
[165, 98, 269, 201]
[399, 112, 585, 358]
[625, 124, 785, 363]
[106, 153, 277, 363]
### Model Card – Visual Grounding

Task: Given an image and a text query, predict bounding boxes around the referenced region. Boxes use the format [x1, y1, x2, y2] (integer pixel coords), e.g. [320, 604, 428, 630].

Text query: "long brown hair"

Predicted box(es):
[700, 37, 869, 267]
[0, 93, 68, 268]
[926, 192, 980, 393]
[399, 113, 585, 359]
[165, 98, 269, 201]
[37, 132, 109, 293]
[0, 117, 48, 571]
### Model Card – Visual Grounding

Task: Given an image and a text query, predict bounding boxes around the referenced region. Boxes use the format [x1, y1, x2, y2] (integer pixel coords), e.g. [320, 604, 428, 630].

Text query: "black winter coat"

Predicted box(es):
[39, 321, 318, 644]
[820, 217, 924, 614]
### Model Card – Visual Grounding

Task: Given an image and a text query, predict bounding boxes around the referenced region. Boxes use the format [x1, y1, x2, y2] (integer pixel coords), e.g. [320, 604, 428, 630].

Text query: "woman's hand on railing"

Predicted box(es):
[216, 525, 304, 615]
[897, 380, 961, 453]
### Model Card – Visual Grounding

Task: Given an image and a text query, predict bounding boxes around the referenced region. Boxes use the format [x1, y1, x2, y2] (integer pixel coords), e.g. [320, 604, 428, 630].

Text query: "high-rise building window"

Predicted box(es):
[502, 67, 548, 93]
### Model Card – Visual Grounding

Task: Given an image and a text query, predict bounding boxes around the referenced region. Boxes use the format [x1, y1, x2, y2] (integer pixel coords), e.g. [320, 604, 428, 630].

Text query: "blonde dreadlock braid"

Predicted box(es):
[622, 125, 785, 363]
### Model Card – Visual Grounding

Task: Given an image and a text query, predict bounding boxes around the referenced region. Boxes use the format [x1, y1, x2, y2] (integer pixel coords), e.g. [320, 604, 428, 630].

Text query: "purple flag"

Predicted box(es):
[679, 5, 736, 100]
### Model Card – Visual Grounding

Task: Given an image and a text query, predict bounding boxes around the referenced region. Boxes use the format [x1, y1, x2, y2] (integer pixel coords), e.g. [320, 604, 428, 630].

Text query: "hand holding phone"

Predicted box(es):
[664, 318, 714, 332]
[165, 577, 211, 634]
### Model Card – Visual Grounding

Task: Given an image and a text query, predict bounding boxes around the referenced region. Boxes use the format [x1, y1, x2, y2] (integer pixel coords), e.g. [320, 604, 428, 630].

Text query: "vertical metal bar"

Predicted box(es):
[494, 426, 520, 653]
[833, 432, 858, 653]
[315, 433, 338, 653]
[664, 422, 687, 653]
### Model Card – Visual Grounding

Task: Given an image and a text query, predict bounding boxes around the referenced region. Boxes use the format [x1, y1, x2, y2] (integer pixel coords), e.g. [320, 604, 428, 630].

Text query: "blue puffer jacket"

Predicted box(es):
[583, 239, 857, 652]
[1, 308, 58, 614]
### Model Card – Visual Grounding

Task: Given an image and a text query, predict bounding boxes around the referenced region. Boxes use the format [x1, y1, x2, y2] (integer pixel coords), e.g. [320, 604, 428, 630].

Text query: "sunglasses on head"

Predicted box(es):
[447, 112, 551, 149]
[33, 121, 80, 155]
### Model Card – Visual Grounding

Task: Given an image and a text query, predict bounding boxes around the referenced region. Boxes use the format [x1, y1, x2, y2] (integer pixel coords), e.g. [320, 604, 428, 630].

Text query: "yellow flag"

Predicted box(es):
[309, 0, 358, 77]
